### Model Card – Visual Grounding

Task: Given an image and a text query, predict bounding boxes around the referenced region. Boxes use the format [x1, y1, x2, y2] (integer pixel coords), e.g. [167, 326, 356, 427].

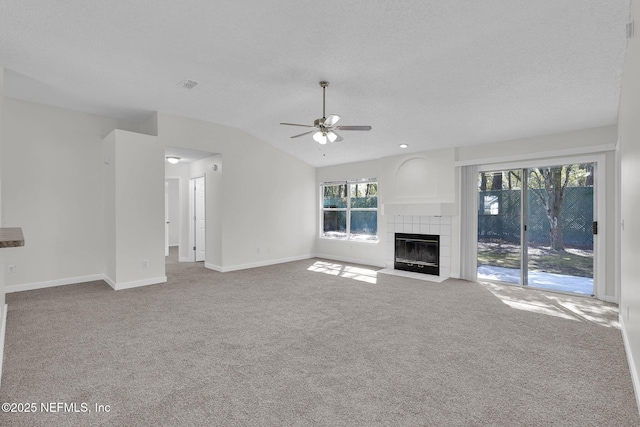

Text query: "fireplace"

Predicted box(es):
[394, 233, 440, 276]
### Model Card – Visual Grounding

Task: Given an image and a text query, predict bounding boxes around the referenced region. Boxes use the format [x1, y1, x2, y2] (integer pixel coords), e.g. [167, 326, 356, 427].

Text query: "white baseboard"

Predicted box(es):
[201, 254, 384, 273]
[0, 303, 8, 389]
[104, 275, 167, 291]
[102, 275, 116, 289]
[204, 263, 223, 272]
[4, 274, 105, 293]
[620, 314, 640, 415]
[313, 253, 386, 268]
[604, 295, 619, 304]
[205, 254, 315, 273]
[6, 274, 167, 293]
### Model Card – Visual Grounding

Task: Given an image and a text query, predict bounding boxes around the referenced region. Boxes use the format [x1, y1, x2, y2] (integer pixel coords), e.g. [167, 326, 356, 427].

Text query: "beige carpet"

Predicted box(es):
[0, 248, 638, 426]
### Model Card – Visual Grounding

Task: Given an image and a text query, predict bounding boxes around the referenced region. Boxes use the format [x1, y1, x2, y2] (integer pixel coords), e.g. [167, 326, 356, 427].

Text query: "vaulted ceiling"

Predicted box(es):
[0, 0, 630, 167]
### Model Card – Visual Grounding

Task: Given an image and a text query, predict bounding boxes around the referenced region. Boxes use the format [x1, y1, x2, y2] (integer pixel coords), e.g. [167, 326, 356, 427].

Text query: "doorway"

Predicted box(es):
[477, 163, 596, 295]
[189, 176, 206, 262]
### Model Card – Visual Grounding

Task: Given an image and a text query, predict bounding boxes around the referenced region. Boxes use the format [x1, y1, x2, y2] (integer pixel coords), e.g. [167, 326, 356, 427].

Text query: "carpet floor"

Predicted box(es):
[0, 248, 638, 426]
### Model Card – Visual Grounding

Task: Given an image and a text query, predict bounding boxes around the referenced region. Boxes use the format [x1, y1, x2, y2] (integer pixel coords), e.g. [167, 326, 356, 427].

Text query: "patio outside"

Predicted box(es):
[477, 240, 593, 295]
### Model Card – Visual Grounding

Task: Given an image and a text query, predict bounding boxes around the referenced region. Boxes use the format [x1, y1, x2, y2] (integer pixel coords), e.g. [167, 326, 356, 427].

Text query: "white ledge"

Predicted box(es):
[378, 268, 448, 283]
[383, 202, 457, 216]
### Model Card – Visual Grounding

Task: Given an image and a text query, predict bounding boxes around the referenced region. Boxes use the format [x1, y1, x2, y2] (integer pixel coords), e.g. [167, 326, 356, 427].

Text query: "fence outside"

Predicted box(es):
[478, 187, 593, 248]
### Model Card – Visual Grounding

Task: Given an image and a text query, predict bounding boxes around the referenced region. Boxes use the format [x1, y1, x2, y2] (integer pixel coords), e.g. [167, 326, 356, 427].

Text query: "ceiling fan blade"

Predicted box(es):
[331, 131, 343, 142]
[280, 122, 314, 128]
[290, 130, 314, 138]
[325, 114, 341, 127]
[335, 125, 372, 131]
[326, 131, 338, 143]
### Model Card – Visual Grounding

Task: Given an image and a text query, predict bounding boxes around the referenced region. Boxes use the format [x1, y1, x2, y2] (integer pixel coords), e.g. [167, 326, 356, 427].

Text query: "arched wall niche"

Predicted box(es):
[395, 157, 437, 199]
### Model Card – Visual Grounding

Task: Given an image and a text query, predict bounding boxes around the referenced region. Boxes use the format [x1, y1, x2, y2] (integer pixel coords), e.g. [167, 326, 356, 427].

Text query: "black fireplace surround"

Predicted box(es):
[394, 233, 440, 276]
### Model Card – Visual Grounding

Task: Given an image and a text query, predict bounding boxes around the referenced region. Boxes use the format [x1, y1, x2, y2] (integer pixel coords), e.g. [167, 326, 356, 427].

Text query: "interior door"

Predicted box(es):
[165, 181, 169, 257]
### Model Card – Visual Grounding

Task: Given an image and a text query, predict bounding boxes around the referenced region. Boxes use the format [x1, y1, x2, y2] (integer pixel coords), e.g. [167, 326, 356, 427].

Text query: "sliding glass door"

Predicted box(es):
[477, 164, 595, 295]
[477, 169, 522, 285]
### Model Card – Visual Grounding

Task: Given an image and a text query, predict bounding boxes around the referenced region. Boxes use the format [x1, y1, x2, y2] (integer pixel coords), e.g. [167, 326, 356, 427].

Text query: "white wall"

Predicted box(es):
[315, 149, 458, 269]
[0, 66, 5, 367]
[2, 99, 127, 289]
[103, 131, 116, 282]
[455, 126, 617, 164]
[1, 99, 314, 291]
[138, 112, 158, 137]
[315, 158, 385, 266]
[103, 130, 166, 288]
[618, 0, 640, 409]
[166, 178, 179, 246]
[157, 113, 316, 271]
[1, 98, 165, 292]
[381, 148, 456, 205]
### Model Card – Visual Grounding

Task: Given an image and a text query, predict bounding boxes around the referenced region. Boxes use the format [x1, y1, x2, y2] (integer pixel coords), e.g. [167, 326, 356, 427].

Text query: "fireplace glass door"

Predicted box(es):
[395, 233, 439, 275]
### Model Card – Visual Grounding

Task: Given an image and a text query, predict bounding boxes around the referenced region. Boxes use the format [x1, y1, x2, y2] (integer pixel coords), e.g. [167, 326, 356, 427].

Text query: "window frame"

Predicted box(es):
[320, 179, 378, 242]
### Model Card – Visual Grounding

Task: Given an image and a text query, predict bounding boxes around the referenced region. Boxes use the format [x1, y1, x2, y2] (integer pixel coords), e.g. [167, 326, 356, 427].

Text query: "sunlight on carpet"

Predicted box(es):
[480, 281, 620, 328]
[308, 261, 378, 284]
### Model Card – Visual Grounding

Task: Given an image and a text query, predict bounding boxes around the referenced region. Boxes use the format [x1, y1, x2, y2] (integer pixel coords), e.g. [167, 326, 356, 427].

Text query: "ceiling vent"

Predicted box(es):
[179, 79, 199, 89]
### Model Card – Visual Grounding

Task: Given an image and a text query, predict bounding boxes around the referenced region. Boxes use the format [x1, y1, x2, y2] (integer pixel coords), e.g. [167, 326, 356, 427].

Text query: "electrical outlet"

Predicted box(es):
[8, 264, 16, 274]
[142, 260, 149, 268]
[256, 248, 261, 254]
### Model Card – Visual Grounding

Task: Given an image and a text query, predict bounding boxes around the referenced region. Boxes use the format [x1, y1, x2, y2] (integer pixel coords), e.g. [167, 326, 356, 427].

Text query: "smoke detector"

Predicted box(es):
[179, 79, 199, 89]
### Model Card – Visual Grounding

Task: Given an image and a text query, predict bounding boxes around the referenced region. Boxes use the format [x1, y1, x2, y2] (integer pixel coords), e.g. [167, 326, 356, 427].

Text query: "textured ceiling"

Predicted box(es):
[0, 1, 630, 167]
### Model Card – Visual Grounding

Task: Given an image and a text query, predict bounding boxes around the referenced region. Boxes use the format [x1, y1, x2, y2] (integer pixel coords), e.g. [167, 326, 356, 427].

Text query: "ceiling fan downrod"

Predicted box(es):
[320, 81, 329, 120]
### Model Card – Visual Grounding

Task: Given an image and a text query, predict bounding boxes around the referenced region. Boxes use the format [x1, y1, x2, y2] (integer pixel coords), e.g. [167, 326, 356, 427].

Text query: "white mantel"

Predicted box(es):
[383, 202, 457, 217]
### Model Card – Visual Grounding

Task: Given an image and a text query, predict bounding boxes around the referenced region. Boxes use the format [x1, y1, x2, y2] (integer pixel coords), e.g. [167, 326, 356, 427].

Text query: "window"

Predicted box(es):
[483, 195, 500, 215]
[321, 180, 378, 241]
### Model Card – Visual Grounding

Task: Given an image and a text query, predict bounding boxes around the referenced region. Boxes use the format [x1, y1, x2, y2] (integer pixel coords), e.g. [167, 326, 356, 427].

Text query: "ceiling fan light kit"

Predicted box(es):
[313, 131, 328, 144]
[281, 81, 372, 144]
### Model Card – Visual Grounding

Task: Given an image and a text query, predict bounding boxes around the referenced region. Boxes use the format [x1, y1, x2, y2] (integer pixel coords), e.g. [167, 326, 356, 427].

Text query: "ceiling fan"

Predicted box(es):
[280, 81, 372, 144]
